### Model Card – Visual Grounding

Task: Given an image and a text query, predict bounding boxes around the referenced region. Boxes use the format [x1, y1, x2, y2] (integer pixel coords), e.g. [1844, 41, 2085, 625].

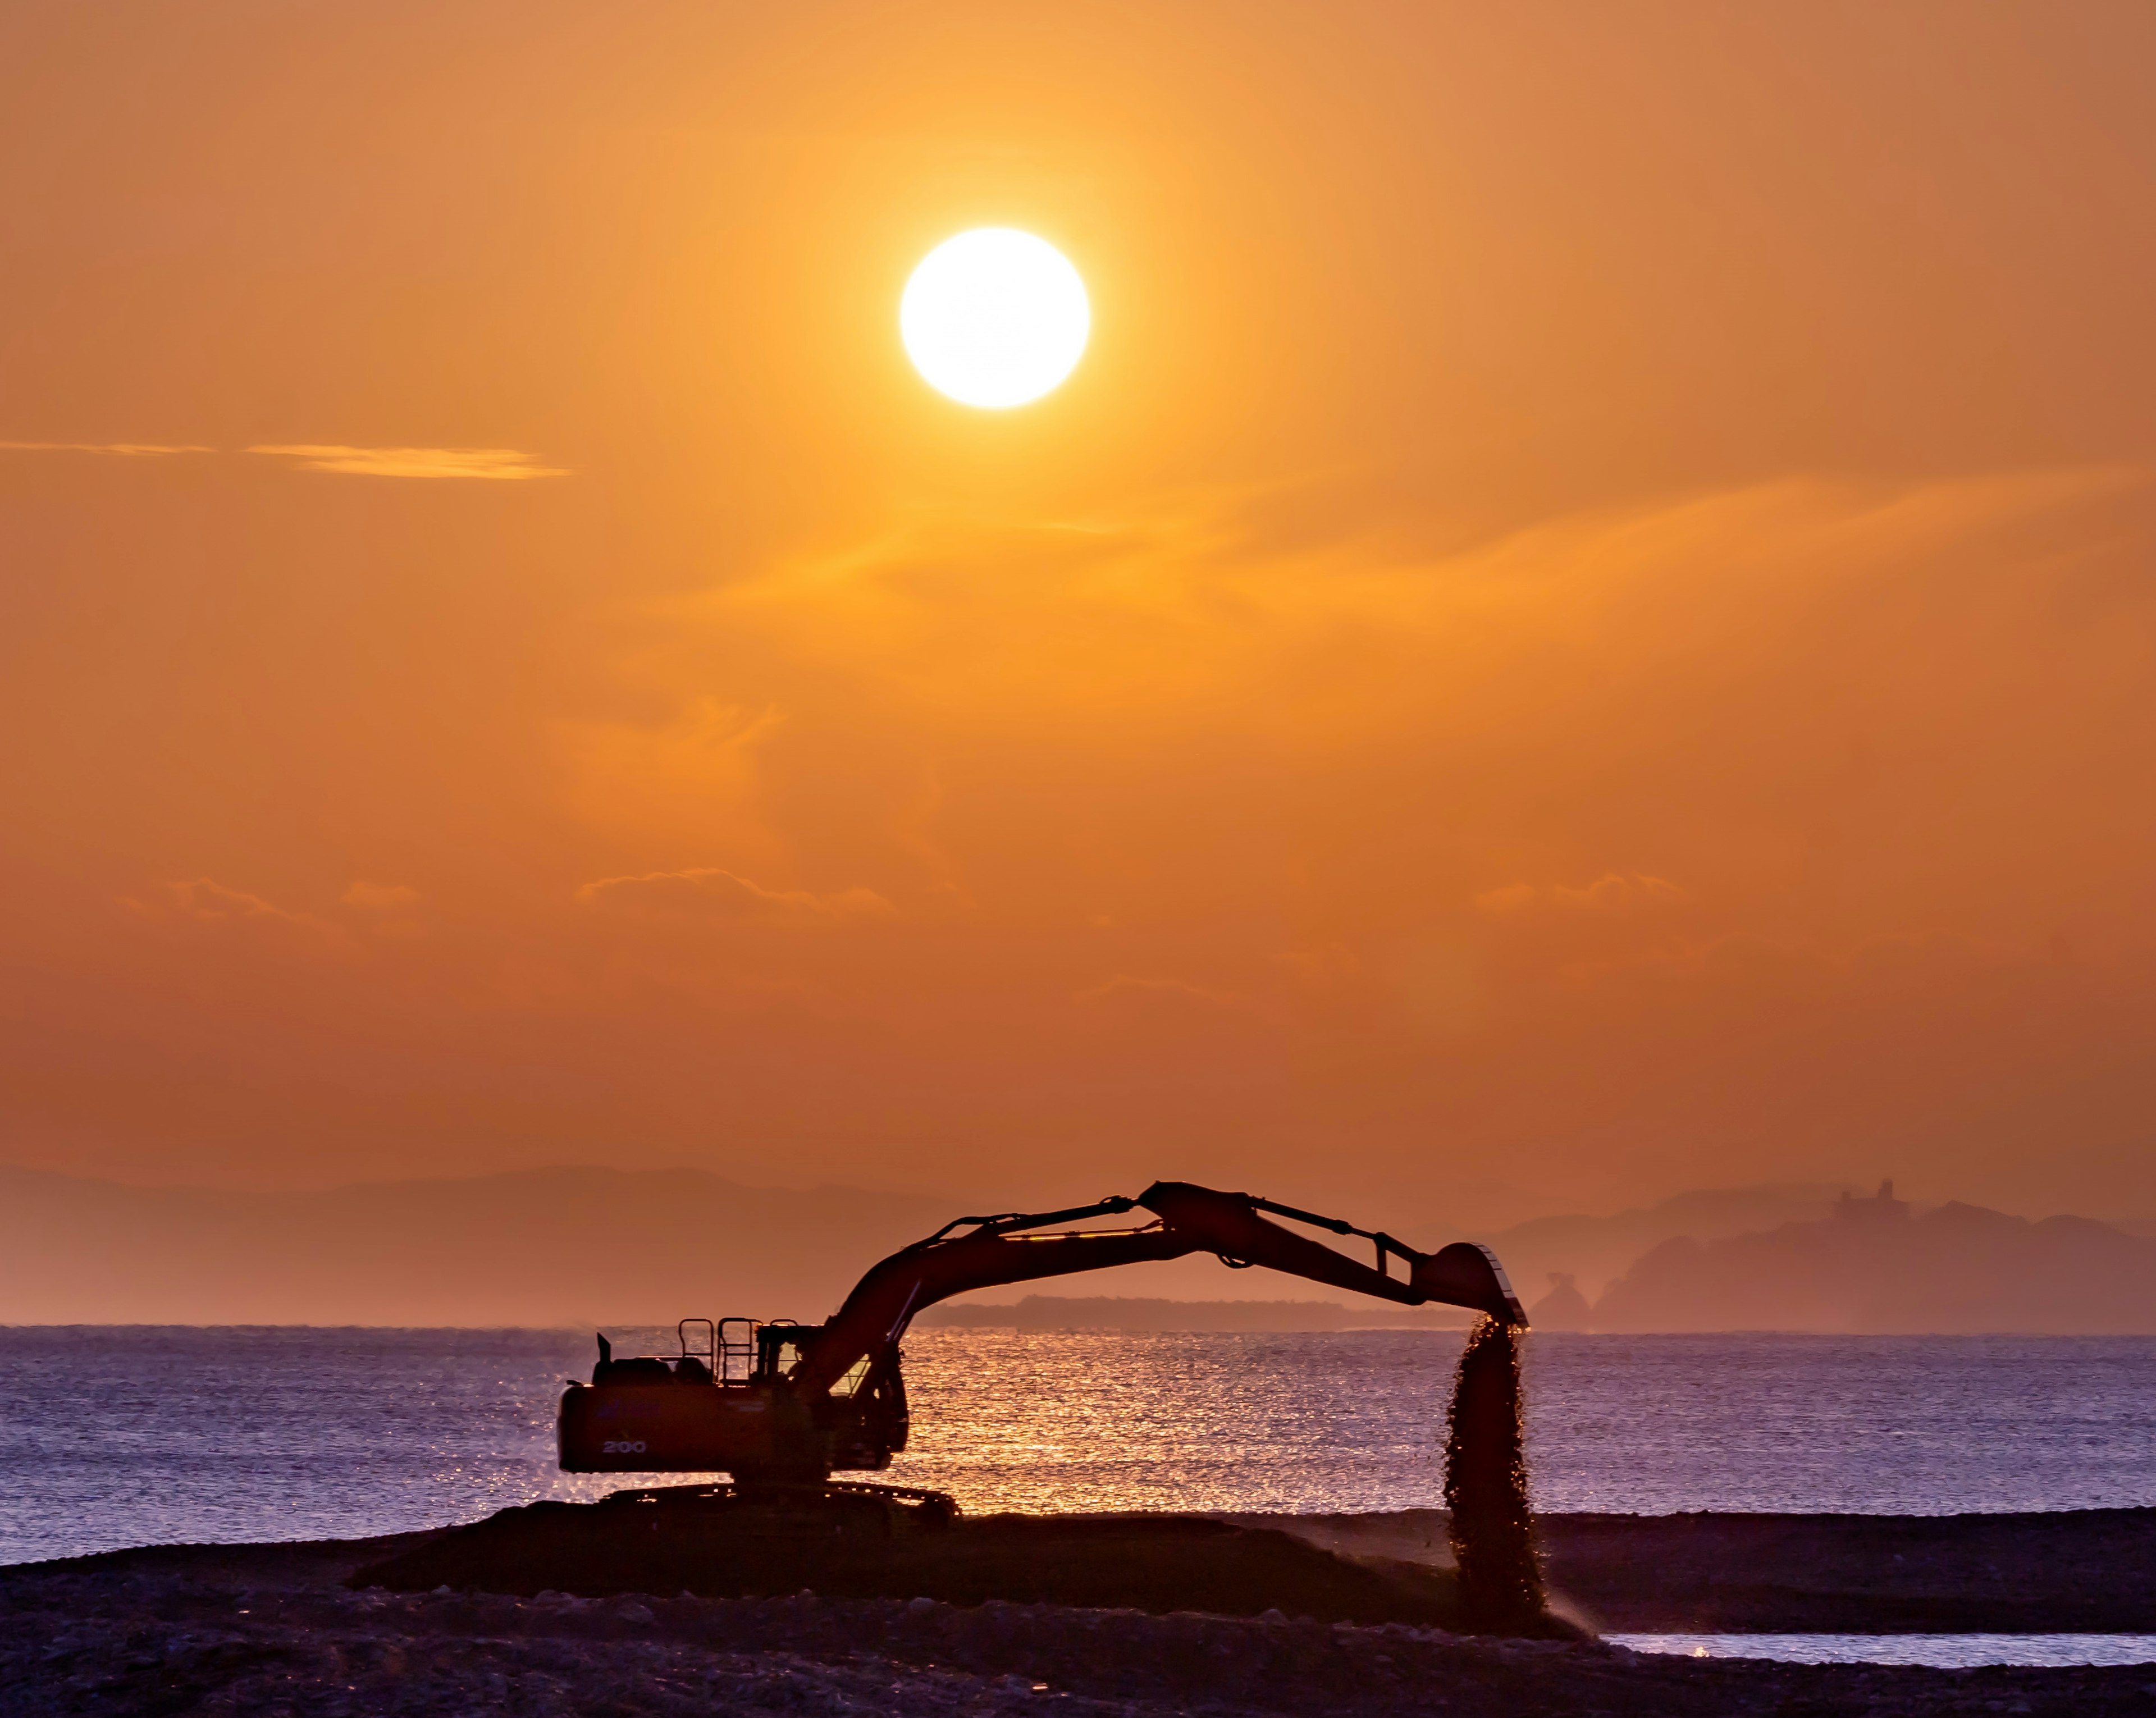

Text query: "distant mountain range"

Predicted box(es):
[1574, 1182, 2156, 1335]
[1468, 1185, 1842, 1303]
[3, 1164, 2152, 1332]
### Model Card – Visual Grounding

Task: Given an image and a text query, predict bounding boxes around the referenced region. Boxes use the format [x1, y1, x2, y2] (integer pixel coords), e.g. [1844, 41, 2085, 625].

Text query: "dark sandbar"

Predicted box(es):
[4, 1511, 2155, 1716]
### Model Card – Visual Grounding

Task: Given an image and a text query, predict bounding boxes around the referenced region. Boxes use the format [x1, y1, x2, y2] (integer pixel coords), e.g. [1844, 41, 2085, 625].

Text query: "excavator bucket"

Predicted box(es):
[1413, 1241, 1529, 1327]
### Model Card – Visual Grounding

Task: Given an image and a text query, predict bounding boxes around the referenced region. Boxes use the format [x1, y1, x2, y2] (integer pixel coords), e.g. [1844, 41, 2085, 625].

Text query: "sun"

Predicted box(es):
[901, 229, 1090, 409]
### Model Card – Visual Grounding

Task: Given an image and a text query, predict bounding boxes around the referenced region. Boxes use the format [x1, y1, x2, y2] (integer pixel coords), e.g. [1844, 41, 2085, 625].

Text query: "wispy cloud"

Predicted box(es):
[0, 441, 567, 478]
[1475, 875, 1689, 917]
[0, 441, 212, 456]
[119, 878, 352, 953]
[154, 878, 320, 926]
[1075, 973, 1266, 1015]
[577, 867, 893, 924]
[341, 881, 421, 910]
[248, 445, 567, 480]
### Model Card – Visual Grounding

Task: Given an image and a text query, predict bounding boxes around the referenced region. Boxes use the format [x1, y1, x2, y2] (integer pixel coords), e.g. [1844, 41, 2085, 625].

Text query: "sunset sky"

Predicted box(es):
[3, 1, 2153, 1227]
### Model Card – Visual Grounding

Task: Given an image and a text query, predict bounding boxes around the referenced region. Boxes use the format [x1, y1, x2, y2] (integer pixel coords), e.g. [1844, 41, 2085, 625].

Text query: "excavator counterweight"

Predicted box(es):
[557, 1180, 1524, 1491]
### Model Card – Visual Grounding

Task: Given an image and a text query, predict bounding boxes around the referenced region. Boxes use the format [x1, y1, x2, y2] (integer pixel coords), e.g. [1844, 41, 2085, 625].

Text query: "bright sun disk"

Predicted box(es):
[901, 229, 1090, 409]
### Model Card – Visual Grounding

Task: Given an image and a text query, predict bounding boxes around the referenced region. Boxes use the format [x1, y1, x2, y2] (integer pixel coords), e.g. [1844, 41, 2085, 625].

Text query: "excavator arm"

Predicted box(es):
[791, 1178, 1525, 1396]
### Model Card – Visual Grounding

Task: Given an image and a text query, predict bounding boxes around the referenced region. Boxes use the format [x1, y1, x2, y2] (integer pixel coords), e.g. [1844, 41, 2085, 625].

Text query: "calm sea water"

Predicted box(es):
[1610, 1634, 2156, 1667]
[2, 1328, 2153, 1567]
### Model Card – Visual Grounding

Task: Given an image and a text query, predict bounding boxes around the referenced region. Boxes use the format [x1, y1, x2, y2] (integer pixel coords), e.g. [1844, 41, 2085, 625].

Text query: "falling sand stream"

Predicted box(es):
[1445, 1316, 1546, 1630]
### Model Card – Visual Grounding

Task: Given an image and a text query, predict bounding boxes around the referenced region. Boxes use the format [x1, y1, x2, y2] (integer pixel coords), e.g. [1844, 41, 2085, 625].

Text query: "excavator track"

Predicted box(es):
[595, 1478, 961, 1533]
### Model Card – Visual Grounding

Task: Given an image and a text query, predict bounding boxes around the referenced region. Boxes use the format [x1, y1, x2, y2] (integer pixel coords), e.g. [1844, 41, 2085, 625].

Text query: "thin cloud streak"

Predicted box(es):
[0, 441, 212, 456]
[248, 445, 568, 479]
[577, 867, 894, 923]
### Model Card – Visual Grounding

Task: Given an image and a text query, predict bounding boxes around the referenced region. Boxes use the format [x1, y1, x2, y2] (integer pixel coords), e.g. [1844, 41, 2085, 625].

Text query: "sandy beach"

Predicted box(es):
[7, 1510, 2156, 1716]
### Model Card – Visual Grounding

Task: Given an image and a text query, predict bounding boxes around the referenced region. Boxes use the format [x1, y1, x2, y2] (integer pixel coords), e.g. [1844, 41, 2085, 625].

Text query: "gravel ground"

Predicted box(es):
[5, 1537, 2156, 1716]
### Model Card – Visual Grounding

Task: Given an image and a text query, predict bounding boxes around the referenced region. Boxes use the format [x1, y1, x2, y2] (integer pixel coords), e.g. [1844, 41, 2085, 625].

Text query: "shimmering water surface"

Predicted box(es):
[1610, 1634, 2156, 1667]
[2, 1328, 2153, 1565]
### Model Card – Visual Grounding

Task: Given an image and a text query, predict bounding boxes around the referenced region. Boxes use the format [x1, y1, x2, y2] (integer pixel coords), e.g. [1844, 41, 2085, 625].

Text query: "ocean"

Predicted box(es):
[3, 1327, 2153, 1568]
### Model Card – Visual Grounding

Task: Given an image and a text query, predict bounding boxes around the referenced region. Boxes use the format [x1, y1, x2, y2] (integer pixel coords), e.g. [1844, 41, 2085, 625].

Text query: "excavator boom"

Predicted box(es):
[793, 1180, 1524, 1394]
[558, 1179, 1524, 1485]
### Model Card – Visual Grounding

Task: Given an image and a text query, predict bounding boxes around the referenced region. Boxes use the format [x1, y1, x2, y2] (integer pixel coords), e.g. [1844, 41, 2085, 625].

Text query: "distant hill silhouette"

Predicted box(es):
[1469, 1186, 1839, 1301]
[1525, 1274, 1591, 1330]
[1589, 1182, 2156, 1333]
[0, 1164, 958, 1326]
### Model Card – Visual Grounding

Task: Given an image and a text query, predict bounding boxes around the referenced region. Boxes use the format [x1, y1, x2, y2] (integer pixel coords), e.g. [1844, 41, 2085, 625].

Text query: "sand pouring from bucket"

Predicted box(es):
[1445, 1314, 1545, 1632]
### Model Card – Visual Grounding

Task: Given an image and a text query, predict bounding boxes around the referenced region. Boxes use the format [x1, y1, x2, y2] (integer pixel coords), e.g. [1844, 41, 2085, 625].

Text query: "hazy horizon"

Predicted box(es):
[6, 1159, 2152, 1332]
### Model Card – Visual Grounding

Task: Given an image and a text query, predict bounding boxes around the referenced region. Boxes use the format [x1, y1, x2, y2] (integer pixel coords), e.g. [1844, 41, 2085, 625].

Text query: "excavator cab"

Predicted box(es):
[560, 1316, 911, 1482]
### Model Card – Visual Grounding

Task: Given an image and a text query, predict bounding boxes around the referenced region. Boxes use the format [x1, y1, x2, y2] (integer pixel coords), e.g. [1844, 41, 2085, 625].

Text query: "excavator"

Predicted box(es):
[558, 1180, 1526, 1515]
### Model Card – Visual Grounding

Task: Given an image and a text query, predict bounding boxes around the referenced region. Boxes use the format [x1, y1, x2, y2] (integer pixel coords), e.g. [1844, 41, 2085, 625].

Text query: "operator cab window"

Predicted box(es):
[757, 1327, 813, 1379]
[832, 1356, 871, 1397]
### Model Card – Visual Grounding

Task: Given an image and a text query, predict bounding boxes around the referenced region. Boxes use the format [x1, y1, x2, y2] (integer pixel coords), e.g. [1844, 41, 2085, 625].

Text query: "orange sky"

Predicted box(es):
[2, 1, 2154, 1226]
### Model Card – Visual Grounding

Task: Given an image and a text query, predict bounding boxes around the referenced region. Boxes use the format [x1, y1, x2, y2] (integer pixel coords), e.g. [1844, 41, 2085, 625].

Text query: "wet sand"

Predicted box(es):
[3, 1511, 2154, 1716]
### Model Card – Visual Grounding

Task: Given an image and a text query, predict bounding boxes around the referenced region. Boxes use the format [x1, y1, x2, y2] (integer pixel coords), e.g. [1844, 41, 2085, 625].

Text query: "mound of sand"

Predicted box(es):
[351, 1496, 1576, 1635]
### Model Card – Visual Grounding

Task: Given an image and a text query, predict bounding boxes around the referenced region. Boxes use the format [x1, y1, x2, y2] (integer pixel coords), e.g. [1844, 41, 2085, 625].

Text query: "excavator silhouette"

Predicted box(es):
[559, 1180, 1525, 1516]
